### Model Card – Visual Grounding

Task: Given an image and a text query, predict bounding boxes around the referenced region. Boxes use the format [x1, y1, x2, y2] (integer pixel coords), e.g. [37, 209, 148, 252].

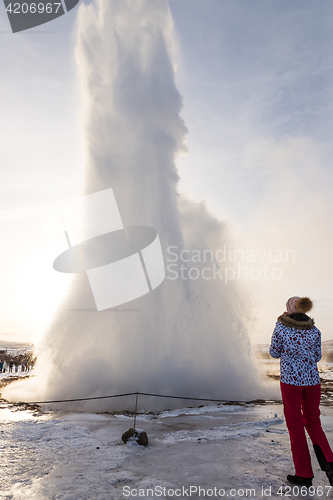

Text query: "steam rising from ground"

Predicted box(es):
[4, 0, 273, 410]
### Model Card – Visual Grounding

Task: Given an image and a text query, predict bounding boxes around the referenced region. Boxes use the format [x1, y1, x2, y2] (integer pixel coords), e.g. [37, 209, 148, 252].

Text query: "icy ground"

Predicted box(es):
[2, 399, 333, 500]
[2, 358, 333, 499]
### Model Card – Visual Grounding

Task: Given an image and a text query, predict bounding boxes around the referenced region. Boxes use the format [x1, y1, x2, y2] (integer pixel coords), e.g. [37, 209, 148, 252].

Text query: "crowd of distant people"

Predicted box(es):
[0, 353, 36, 374]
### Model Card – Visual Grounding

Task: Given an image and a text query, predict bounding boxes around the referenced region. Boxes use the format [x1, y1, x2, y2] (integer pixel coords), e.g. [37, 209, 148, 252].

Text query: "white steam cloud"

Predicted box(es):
[4, 0, 274, 411]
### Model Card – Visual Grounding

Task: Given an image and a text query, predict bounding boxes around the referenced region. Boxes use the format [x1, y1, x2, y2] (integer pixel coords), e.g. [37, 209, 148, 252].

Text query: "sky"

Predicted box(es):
[0, 0, 332, 343]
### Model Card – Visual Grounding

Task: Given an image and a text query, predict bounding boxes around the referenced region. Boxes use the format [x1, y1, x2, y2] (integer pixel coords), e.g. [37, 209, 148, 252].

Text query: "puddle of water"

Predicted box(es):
[0, 406, 38, 422]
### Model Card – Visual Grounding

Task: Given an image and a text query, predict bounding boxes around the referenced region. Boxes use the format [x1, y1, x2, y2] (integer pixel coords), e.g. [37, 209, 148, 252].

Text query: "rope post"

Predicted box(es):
[133, 392, 139, 430]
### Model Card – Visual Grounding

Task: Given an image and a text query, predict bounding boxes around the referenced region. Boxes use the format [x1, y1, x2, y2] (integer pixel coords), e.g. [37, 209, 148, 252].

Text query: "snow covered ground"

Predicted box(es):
[2, 395, 333, 499]
[2, 353, 333, 499]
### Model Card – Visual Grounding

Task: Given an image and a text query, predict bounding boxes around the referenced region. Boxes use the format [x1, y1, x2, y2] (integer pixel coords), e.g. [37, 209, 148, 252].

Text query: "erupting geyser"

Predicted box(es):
[4, 0, 266, 411]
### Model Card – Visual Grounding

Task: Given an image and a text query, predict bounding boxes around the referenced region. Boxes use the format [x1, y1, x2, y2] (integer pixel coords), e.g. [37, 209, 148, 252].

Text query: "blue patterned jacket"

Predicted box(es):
[269, 313, 321, 386]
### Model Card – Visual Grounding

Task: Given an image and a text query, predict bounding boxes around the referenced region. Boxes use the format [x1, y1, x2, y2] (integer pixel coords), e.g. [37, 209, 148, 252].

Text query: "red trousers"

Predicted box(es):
[281, 382, 333, 477]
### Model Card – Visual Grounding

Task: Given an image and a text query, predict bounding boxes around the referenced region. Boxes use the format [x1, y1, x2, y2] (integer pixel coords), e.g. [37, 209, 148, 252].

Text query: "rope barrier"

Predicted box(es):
[9, 391, 265, 444]
[15, 391, 243, 406]
[138, 392, 240, 403]
[16, 392, 139, 405]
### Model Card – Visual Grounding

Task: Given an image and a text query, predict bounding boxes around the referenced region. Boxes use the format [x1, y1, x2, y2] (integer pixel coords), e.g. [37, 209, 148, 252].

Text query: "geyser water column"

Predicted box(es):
[3, 0, 264, 410]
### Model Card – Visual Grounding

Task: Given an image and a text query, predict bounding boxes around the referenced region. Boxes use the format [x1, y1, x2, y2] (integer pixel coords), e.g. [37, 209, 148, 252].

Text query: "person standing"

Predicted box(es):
[270, 296, 333, 487]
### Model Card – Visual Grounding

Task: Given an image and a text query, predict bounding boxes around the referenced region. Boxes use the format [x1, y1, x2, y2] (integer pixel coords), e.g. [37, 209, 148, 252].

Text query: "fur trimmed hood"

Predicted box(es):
[278, 314, 315, 330]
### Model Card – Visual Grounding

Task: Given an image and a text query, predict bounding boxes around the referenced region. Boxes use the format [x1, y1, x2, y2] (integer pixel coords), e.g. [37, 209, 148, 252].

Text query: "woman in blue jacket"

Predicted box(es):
[270, 296, 333, 487]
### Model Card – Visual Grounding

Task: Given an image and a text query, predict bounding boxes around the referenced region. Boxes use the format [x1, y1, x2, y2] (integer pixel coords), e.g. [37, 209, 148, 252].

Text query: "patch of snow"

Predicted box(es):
[159, 415, 284, 444]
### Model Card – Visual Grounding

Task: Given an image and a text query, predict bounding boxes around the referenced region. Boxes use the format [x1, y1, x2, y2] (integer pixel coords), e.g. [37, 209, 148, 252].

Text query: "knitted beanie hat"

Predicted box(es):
[286, 296, 313, 314]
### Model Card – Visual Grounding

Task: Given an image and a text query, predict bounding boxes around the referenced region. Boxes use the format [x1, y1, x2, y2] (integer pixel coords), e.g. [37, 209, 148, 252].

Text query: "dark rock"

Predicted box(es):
[122, 428, 135, 443]
[122, 428, 148, 446]
[136, 431, 148, 446]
